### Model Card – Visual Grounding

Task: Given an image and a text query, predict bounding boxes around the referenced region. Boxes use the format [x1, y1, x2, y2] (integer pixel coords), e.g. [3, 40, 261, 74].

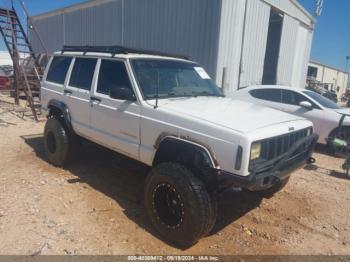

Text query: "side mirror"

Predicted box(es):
[110, 86, 136, 101]
[299, 101, 313, 110]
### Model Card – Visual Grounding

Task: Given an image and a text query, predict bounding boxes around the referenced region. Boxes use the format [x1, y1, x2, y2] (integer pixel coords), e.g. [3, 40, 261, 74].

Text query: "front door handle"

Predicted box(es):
[64, 89, 72, 95]
[90, 97, 101, 103]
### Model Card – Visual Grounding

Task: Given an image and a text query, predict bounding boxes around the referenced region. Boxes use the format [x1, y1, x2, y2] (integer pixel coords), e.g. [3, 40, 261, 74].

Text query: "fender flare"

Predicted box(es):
[47, 99, 73, 132]
[153, 134, 219, 168]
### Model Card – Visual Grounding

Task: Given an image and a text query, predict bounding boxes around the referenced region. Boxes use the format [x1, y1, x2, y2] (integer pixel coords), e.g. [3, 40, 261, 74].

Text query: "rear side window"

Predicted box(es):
[97, 59, 133, 95]
[69, 58, 97, 90]
[249, 88, 282, 103]
[46, 56, 72, 84]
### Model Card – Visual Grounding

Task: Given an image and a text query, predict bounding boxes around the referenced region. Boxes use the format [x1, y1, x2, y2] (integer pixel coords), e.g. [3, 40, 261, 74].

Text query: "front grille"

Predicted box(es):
[249, 128, 310, 173]
[259, 128, 309, 161]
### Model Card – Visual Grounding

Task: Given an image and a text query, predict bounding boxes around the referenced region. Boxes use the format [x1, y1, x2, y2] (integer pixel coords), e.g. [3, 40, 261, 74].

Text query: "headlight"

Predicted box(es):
[250, 142, 261, 160]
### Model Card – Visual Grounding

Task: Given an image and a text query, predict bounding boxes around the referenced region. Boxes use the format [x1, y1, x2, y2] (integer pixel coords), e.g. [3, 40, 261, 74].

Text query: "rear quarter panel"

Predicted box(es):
[41, 57, 64, 113]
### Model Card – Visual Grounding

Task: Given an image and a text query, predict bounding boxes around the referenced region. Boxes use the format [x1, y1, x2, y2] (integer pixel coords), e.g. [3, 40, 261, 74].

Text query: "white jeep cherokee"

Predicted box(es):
[41, 46, 317, 247]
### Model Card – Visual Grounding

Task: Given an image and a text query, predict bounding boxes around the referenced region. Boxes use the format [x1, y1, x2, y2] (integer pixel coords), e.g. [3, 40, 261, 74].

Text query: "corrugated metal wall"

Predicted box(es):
[30, 0, 222, 78]
[215, 0, 246, 95]
[30, 0, 314, 91]
[30, 14, 64, 53]
[64, 1, 123, 46]
[123, 0, 222, 78]
[291, 24, 313, 88]
[239, 0, 270, 88]
[299, 27, 313, 88]
[264, 0, 314, 26]
[216, 0, 313, 92]
[277, 15, 299, 85]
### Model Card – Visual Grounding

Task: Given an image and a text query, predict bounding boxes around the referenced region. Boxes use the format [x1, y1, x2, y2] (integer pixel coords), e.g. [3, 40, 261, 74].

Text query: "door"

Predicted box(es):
[90, 59, 140, 159]
[280, 90, 325, 134]
[64, 57, 98, 137]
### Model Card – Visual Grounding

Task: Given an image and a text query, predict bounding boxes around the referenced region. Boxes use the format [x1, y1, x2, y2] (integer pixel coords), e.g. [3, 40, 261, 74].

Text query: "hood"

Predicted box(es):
[335, 108, 350, 116]
[155, 97, 305, 133]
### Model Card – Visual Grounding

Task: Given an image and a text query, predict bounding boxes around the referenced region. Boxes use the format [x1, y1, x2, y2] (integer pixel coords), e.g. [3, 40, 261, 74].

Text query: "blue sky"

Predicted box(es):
[299, 0, 350, 71]
[11, 0, 86, 16]
[0, 0, 349, 72]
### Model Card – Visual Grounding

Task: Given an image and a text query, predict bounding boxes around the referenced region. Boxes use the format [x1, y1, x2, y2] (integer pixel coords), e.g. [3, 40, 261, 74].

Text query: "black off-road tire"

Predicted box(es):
[248, 177, 290, 198]
[44, 117, 78, 167]
[144, 163, 217, 247]
[203, 193, 217, 236]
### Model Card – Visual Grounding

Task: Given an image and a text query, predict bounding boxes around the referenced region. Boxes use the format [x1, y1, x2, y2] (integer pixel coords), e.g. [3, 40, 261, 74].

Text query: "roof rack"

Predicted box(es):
[61, 45, 190, 60]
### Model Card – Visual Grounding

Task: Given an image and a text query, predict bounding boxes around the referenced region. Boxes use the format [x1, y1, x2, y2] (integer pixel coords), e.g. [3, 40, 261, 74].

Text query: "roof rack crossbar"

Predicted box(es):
[61, 45, 189, 60]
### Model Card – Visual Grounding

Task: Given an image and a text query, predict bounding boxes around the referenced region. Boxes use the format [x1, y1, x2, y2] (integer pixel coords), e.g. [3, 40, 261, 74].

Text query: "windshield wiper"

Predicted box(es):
[191, 91, 218, 97]
[146, 92, 180, 100]
[147, 91, 216, 100]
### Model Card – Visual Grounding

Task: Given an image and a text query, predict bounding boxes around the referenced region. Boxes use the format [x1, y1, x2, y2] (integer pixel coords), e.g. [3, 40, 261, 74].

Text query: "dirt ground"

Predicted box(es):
[0, 96, 350, 255]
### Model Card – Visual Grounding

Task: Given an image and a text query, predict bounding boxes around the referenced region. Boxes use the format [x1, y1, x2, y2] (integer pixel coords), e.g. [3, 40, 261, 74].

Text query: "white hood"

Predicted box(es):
[155, 97, 305, 133]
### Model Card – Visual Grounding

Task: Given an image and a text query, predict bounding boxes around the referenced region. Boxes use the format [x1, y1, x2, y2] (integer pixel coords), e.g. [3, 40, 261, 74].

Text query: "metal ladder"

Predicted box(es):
[0, 7, 42, 121]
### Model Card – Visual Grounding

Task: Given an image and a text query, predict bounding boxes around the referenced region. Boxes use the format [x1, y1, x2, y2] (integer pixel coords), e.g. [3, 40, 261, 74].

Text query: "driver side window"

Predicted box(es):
[281, 90, 304, 105]
[281, 90, 319, 109]
[97, 59, 135, 100]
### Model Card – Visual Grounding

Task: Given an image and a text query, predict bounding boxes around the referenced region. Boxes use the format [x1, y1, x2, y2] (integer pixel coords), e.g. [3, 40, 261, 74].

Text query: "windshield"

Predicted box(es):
[303, 90, 341, 109]
[131, 59, 222, 99]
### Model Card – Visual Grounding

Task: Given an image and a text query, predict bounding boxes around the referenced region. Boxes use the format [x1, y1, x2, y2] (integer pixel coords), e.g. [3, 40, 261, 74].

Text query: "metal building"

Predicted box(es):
[307, 60, 349, 99]
[30, 0, 315, 94]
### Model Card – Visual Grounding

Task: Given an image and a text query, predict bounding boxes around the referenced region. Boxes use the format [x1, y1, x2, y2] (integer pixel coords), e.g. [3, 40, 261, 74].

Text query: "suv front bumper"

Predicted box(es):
[213, 133, 318, 191]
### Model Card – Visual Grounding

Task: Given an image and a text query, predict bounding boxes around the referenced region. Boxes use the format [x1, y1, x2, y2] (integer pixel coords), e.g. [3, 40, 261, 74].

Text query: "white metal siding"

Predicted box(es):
[31, 14, 64, 54]
[123, 0, 222, 78]
[215, 0, 246, 95]
[30, 0, 314, 91]
[239, 0, 270, 88]
[64, 1, 123, 46]
[300, 28, 313, 87]
[277, 15, 298, 85]
[291, 25, 312, 88]
[30, 0, 222, 78]
[264, 0, 314, 26]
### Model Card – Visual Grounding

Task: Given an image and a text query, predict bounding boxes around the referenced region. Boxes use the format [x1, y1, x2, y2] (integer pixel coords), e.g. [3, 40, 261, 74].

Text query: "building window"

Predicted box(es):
[307, 66, 318, 78]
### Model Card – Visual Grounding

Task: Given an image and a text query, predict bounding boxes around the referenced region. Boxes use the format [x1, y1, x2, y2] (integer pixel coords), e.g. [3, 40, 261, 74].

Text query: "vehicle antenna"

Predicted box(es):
[154, 70, 160, 109]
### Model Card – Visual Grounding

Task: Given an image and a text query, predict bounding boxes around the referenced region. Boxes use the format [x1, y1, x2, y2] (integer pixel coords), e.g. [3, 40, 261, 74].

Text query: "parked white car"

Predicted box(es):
[233, 85, 350, 148]
[41, 47, 317, 247]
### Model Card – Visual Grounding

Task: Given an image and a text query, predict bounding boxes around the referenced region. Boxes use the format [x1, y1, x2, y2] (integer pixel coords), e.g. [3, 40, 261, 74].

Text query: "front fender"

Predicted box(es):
[47, 99, 73, 132]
